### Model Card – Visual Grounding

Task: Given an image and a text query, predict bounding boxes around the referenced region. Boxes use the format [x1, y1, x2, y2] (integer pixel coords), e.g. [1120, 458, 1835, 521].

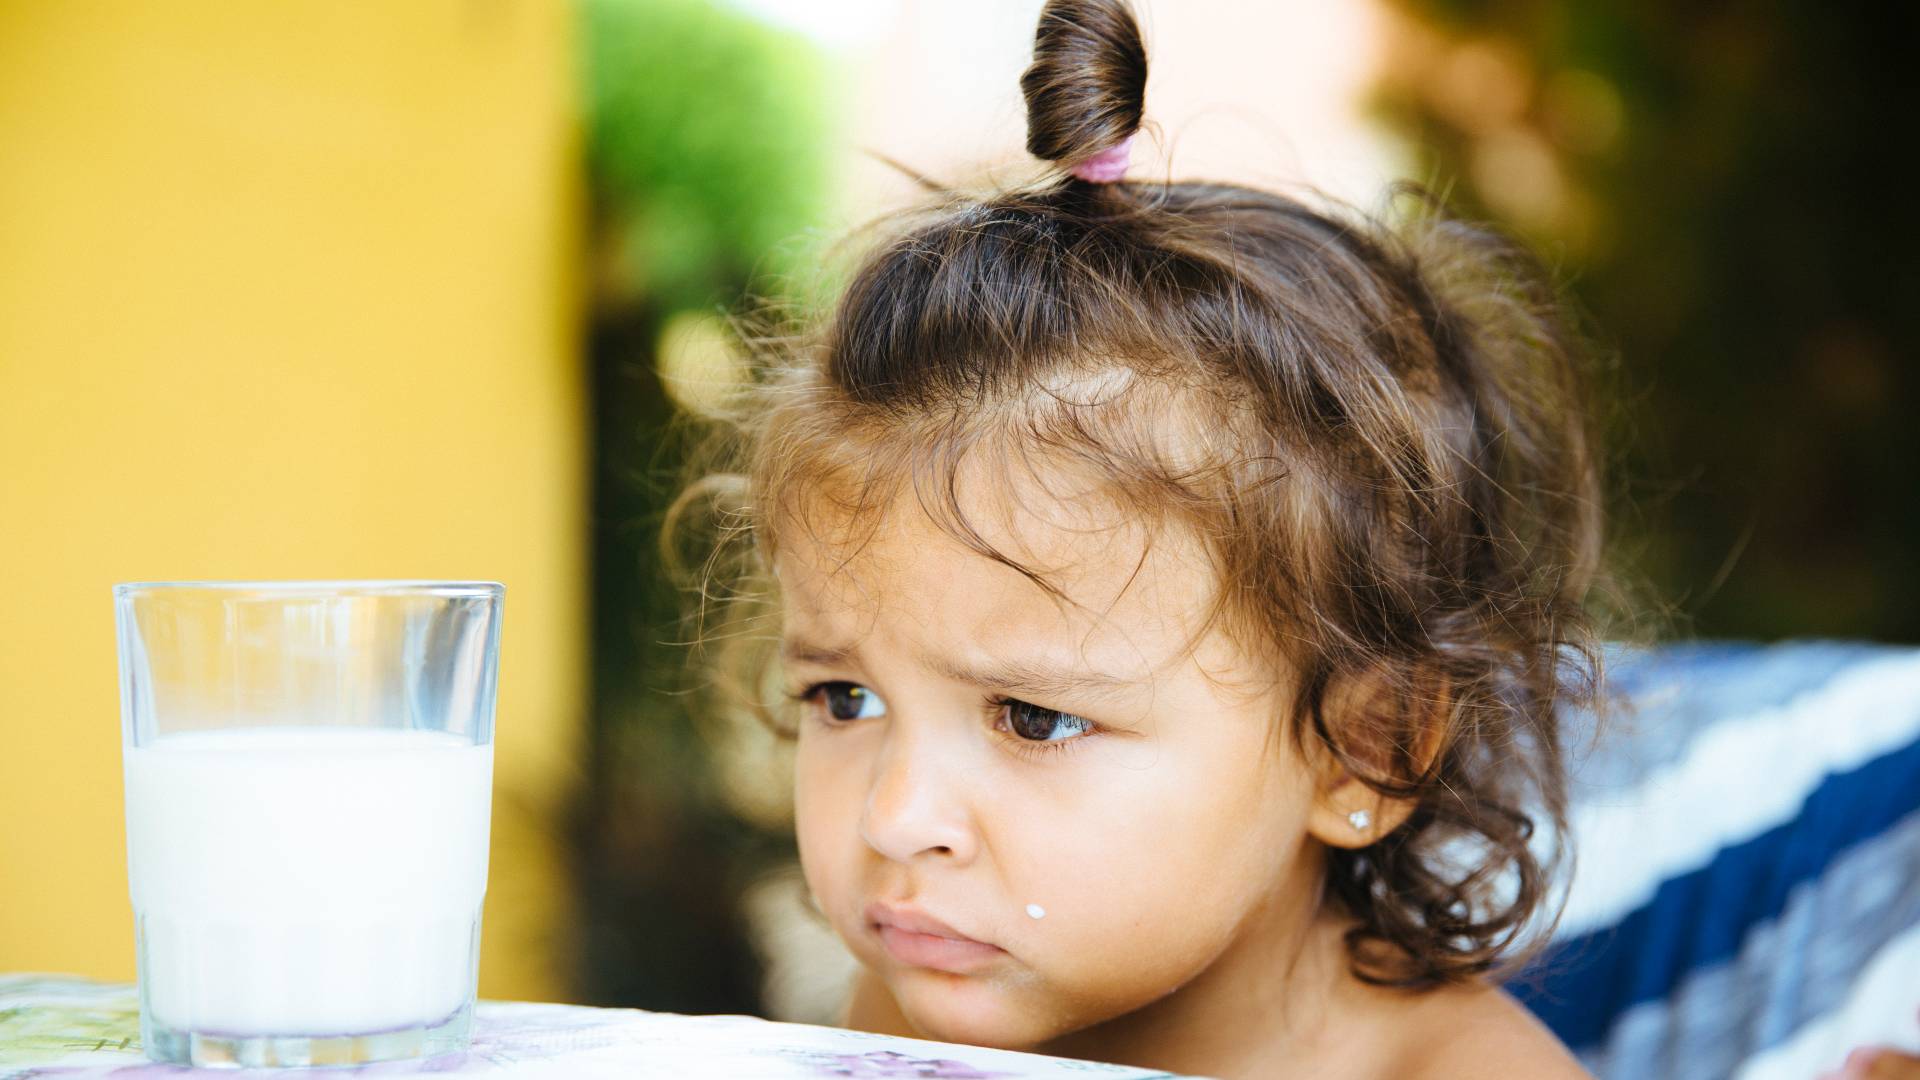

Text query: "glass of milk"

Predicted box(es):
[114, 580, 502, 1068]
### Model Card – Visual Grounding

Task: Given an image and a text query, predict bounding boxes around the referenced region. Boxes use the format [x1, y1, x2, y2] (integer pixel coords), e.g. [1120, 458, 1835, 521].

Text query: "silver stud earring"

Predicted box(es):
[1348, 809, 1372, 832]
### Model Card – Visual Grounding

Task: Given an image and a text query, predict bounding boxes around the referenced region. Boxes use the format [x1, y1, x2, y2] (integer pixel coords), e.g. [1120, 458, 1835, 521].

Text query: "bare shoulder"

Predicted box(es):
[1389, 981, 1592, 1080]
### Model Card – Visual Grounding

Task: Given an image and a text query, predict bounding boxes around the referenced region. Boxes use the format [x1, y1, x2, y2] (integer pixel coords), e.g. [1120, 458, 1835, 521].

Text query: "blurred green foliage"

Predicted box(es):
[1372, 2, 1917, 642]
[573, 0, 833, 1014]
[581, 0, 833, 311]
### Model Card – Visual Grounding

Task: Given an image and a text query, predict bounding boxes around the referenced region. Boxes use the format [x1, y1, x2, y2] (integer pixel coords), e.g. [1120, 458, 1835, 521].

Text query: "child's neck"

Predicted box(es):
[1034, 880, 1412, 1079]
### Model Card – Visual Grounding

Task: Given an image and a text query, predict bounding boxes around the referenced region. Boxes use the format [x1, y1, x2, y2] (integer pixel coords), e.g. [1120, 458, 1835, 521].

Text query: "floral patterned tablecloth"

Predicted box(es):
[0, 975, 1195, 1080]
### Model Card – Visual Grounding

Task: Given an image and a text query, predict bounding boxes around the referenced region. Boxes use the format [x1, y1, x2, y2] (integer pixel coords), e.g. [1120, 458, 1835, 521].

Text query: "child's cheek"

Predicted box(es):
[1018, 824, 1240, 988]
[1000, 746, 1310, 1011]
[791, 737, 873, 949]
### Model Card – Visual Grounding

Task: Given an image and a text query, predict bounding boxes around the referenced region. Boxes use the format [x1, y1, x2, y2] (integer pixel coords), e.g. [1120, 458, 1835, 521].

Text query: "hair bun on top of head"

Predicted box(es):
[1019, 0, 1147, 184]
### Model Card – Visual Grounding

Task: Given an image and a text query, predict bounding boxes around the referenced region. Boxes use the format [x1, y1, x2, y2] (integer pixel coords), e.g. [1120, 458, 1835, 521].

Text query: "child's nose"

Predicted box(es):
[858, 725, 979, 866]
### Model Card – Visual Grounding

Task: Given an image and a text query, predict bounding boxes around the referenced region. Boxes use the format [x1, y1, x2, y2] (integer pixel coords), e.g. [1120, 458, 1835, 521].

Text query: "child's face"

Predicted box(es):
[775, 464, 1341, 1050]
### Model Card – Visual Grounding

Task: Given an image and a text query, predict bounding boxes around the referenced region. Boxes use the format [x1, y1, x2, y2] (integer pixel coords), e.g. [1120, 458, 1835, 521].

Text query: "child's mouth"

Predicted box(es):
[866, 902, 1007, 974]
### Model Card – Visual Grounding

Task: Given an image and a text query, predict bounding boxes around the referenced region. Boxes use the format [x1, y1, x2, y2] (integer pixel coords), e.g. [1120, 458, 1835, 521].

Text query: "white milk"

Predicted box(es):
[124, 726, 493, 1036]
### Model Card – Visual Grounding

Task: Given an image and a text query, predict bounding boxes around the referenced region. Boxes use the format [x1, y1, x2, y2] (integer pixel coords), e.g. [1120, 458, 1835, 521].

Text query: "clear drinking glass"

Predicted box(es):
[114, 580, 502, 1068]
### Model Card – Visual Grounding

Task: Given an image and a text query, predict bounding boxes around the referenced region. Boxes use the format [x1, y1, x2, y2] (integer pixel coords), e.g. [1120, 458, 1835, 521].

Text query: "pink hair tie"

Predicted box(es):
[1070, 134, 1133, 183]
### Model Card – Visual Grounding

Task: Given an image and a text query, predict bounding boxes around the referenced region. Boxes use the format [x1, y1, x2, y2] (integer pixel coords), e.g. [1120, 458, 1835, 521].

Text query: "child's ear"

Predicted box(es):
[1304, 669, 1451, 850]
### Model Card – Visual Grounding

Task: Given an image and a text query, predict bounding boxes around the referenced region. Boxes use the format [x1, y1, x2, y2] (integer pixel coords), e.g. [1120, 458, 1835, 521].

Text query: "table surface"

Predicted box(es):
[0, 975, 1199, 1080]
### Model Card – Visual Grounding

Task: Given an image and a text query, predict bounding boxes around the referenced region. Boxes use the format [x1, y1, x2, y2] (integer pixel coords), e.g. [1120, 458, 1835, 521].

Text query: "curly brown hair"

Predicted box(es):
[665, 0, 1638, 991]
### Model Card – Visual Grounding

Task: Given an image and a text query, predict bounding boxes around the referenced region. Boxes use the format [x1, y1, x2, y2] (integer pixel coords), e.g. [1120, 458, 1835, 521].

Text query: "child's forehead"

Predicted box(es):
[777, 442, 1188, 581]
[768, 448, 1295, 707]
[771, 457, 1218, 653]
[771, 501, 1290, 711]
[777, 513, 1154, 612]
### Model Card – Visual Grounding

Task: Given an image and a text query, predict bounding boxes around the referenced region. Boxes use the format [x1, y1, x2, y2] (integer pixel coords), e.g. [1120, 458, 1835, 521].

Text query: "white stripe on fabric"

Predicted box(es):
[1731, 919, 1920, 1080]
[1559, 650, 1920, 939]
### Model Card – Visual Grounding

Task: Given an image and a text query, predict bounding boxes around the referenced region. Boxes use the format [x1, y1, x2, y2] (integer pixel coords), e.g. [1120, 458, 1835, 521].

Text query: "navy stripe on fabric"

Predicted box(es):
[1571, 807, 1920, 1080]
[1506, 731, 1920, 1051]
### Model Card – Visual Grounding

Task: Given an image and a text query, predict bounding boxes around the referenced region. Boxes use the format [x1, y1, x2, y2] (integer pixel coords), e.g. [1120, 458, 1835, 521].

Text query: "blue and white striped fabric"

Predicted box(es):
[1505, 640, 1920, 1080]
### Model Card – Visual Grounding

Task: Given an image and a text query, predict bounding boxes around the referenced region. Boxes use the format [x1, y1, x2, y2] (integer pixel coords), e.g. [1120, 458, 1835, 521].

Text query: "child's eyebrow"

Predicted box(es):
[781, 637, 1145, 705]
[781, 639, 859, 669]
[930, 653, 1146, 705]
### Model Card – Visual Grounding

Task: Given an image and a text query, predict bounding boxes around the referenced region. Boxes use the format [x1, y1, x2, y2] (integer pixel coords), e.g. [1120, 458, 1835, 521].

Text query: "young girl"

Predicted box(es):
[670, 1, 1615, 1075]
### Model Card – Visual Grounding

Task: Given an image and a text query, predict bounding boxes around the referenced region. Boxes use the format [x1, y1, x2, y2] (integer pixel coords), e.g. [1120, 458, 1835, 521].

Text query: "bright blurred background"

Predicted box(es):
[1, 0, 1910, 1019]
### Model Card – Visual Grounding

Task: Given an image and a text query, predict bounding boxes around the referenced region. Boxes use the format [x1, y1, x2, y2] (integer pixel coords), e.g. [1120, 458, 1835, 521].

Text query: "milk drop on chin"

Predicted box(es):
[123, 726, 494, 1036]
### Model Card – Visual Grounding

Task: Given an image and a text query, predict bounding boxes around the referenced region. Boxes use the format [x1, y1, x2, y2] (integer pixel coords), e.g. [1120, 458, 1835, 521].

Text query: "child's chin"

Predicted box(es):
[889, 970, 1070, 1051]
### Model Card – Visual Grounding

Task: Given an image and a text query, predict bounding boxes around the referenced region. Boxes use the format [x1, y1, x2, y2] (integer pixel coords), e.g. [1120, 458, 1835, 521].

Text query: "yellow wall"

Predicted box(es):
[0, 1, 583, 1003]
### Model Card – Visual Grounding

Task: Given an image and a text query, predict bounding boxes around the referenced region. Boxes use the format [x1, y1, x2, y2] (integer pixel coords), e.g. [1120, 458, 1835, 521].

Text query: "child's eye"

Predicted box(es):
[789, 681, 888, 722]
[996, 698, 1096, 746]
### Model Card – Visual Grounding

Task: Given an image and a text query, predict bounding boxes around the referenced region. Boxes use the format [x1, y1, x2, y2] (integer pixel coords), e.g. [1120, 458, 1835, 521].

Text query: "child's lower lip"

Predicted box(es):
[876, 923, 1006, 973]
